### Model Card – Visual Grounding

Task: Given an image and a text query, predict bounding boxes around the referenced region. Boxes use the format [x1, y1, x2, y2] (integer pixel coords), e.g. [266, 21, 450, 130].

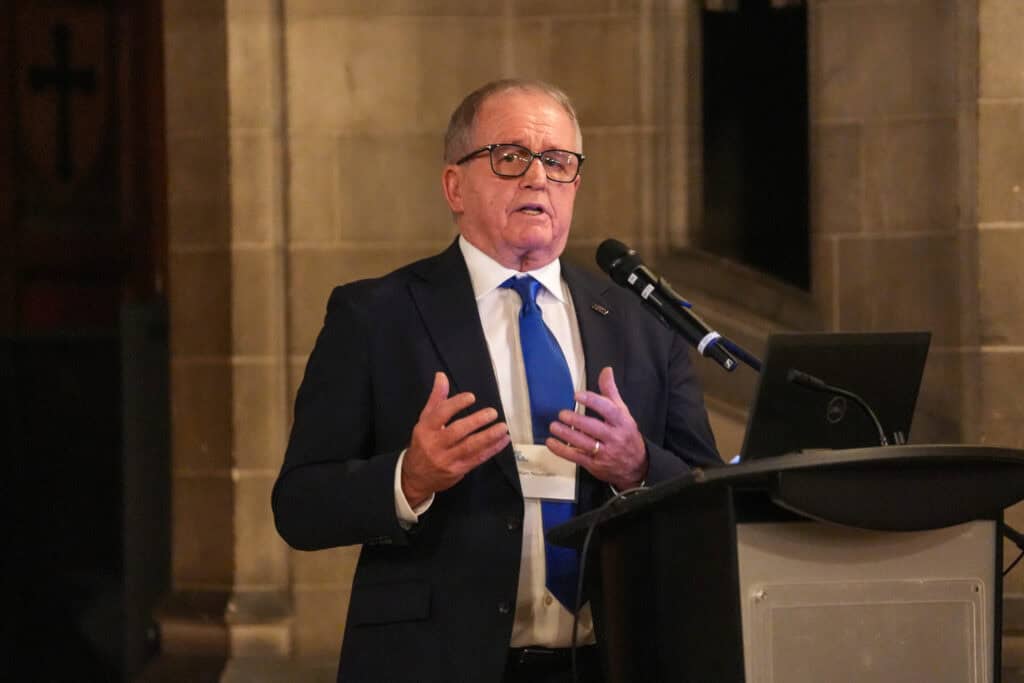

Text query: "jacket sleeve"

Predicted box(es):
[271, 285, 411, 551]
[644, 330, 723, 485]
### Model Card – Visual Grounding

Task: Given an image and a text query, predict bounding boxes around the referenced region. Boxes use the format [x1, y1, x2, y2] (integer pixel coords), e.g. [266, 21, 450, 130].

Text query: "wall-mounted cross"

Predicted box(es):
[28, 22, 97, 182]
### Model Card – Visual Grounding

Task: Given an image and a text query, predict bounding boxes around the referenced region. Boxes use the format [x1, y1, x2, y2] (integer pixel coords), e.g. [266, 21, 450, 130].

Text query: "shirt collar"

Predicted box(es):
[458, 235, 566, 303]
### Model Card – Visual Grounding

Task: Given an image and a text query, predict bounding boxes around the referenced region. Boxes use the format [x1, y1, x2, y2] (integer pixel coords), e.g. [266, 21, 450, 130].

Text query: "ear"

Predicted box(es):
[441, 165, 464, 214]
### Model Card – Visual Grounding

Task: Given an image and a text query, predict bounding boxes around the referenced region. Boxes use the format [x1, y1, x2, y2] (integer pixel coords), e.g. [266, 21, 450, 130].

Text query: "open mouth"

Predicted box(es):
[516, 204, 545, 216]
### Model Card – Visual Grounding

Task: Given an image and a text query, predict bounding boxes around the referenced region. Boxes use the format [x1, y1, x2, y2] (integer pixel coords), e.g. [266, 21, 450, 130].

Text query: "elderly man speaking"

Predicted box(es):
[272, 79, 721, 683]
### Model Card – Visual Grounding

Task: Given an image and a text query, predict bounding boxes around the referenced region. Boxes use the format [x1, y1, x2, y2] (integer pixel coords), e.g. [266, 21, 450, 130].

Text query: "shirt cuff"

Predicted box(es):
[394, 449, 434, 528]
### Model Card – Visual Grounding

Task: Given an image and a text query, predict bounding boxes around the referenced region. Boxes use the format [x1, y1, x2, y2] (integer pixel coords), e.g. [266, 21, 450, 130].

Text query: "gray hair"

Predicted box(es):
[443, 79, 582, 163]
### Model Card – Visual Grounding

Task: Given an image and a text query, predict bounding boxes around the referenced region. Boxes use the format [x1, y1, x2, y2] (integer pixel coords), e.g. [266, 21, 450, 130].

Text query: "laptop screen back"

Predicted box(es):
[740, 332, 931, 460]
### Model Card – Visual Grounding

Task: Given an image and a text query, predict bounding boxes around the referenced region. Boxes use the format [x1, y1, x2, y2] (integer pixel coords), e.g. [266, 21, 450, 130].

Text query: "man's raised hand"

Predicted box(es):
[401, 372, 510, 507]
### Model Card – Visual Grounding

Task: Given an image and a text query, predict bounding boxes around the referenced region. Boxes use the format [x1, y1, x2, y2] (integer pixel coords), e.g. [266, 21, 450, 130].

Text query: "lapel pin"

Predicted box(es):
[591, 303, 610, 316]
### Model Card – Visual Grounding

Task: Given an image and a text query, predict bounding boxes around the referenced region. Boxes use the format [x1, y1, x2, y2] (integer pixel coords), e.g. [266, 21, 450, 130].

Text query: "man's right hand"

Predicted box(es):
[401, 372, 510, 507]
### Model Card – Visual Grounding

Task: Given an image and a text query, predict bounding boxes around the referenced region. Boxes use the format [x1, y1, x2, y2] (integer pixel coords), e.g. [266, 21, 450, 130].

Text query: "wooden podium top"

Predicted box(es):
[550, 444, 1024, 547]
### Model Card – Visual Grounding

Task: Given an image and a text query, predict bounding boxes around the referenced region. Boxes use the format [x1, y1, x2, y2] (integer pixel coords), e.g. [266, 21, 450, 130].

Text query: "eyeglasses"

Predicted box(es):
[454, 143, 585, 183]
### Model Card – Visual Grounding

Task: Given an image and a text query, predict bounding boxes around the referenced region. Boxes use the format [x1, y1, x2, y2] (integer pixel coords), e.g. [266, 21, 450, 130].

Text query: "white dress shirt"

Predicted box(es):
[393, 236, 594, 647]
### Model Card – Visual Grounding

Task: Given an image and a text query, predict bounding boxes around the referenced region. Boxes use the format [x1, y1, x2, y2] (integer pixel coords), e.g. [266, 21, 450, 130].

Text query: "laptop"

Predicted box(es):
[739, 331, 932, 461]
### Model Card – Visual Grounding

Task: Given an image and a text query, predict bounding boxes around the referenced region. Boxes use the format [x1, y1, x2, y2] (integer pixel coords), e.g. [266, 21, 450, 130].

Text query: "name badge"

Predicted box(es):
[513, 443, 578, 502]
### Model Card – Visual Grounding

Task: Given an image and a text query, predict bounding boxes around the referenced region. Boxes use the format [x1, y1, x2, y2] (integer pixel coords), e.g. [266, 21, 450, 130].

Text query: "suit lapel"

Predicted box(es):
[562, 262, 626, 392]
[407, 241, 521, 493]
[562, 262, 628, 511]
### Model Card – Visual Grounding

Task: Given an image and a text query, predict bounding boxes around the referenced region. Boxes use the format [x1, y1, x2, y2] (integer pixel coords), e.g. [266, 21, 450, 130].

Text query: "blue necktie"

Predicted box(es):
[501, 275, 580, 611]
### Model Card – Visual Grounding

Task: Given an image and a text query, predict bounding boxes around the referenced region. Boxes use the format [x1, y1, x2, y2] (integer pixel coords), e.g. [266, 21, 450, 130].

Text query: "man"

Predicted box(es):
[272, 79, 721, 682]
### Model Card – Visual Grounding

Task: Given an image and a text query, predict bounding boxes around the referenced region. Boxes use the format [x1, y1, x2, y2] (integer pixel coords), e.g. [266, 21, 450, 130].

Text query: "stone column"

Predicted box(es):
[150, 1, 292, 679]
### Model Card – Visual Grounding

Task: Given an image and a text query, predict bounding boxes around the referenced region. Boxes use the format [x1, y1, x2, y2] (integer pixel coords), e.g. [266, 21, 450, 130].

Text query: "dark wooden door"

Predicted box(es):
[2, 1, 168, 680]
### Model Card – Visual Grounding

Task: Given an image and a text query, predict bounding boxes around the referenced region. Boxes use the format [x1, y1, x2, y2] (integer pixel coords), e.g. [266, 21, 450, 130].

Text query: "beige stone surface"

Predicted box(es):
[515, 0, 640, 14]
[231, 248, 284, 356]
[862, 119, 958, 233]
[231, 361, 287, 471]
[292, 586, 349, 657]
[545, 17, 641, 128]
[291, 545, 362, 586]
[164, 0, 228, 21]
[570, 129, 646, 245]
[836, 234, 960, 345]
[285, 0, 503, 16]
[288, 133, 341, 245]
[169, 250, 233, 356]
[812, 123, 862, 236]
[810, 235, 838, 327]
[813, 0, 957, 120]
[977, 350, 1024, 449]
[167, 195, 232, 250]
[980, 0, 1024, 99]
[913, 348, 964, 443]
[287, 244, 449, 354]
[230, 133, 279, 245]
[163, 20, 229, 136]
[979, 101, 1024, 223]
[978, 228, 1024, 345]
[166, 134, 231, 248]
[335, 133, 453, 243]
[285, 16, 503, 133]
[171, 360, 233, 472]
[172, 474, 236, 586]
[227, 12, 283, 131]
[234, 476, 289, 587]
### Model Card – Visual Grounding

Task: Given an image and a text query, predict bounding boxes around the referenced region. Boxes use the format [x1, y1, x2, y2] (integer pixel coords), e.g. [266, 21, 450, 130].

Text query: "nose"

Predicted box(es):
[520, 155, 548, 187]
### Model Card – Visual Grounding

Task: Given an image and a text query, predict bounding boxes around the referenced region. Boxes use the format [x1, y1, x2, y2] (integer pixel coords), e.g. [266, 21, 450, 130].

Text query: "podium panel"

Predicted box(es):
[737, 520, 996, 683]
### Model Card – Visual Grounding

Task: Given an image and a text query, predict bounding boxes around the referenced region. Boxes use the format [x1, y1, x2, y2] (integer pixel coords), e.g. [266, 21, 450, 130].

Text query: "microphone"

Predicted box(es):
[596, 239, 738, 372]
[785, 368, 891, 447]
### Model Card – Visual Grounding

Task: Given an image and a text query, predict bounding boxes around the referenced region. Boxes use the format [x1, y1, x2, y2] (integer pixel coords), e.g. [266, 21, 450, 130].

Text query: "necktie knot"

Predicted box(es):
[501, 275, 542, 315]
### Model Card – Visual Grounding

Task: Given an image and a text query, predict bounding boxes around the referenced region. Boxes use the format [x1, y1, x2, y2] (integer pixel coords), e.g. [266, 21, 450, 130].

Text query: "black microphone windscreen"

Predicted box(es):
[596, 239, 630, 274]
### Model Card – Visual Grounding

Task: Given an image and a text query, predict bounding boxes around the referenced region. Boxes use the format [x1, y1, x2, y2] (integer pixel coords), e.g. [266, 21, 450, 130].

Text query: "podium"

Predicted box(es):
[549, 445, 1024, 683]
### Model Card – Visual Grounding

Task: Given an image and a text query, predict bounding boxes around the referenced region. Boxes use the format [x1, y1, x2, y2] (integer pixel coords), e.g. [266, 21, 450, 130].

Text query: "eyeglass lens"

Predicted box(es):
[490, 144, 579, 182]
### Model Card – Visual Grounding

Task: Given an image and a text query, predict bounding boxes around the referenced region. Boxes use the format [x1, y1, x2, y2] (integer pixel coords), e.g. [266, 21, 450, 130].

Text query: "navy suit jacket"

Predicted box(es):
[272, 240, 720, 682]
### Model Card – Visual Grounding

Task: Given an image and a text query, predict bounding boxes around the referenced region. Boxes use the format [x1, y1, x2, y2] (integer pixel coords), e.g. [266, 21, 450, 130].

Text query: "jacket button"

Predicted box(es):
[497, 601, 511, 615]
[506, 516, 521, 531]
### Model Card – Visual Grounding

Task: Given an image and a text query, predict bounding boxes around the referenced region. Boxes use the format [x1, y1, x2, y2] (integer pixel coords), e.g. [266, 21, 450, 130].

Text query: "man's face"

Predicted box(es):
[442, 90, 582, 272]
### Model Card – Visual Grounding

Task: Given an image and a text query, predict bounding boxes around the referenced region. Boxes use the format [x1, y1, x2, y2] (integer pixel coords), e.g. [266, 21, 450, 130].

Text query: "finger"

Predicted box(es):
[550, 417, 611, 449]
[571, 391, 623, 425]
[419, 371, 450, 419]
[546, 438, 592, 467]
[598, 366, 624, 403]
[443, 406, 500, 443]
[456, 422, 511, 465]
[472, 428, 512, 466]
[424, 390, 478, 429]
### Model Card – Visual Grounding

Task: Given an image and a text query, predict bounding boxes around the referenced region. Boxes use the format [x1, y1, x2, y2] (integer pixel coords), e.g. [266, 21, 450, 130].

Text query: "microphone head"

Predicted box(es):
[596, 239, 629, 272]
[596, 239, 642, 286]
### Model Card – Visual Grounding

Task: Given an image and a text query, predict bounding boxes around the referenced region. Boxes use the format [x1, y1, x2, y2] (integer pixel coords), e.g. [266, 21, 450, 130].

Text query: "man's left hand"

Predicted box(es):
[546, 366, 647, 491]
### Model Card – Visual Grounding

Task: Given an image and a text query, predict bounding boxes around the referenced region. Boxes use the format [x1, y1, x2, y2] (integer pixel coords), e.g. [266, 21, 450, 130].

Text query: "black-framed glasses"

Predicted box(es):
[455, 143, 585, 183]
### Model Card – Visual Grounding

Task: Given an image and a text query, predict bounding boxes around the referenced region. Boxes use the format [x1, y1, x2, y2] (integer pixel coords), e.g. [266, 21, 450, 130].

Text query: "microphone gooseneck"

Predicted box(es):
[596, 239, 739, 372]
[786, 368, 890, 447]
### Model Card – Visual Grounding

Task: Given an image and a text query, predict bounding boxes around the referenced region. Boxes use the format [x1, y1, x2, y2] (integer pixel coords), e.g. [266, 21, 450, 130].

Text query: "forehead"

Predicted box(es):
[473, 90, 579, 149]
